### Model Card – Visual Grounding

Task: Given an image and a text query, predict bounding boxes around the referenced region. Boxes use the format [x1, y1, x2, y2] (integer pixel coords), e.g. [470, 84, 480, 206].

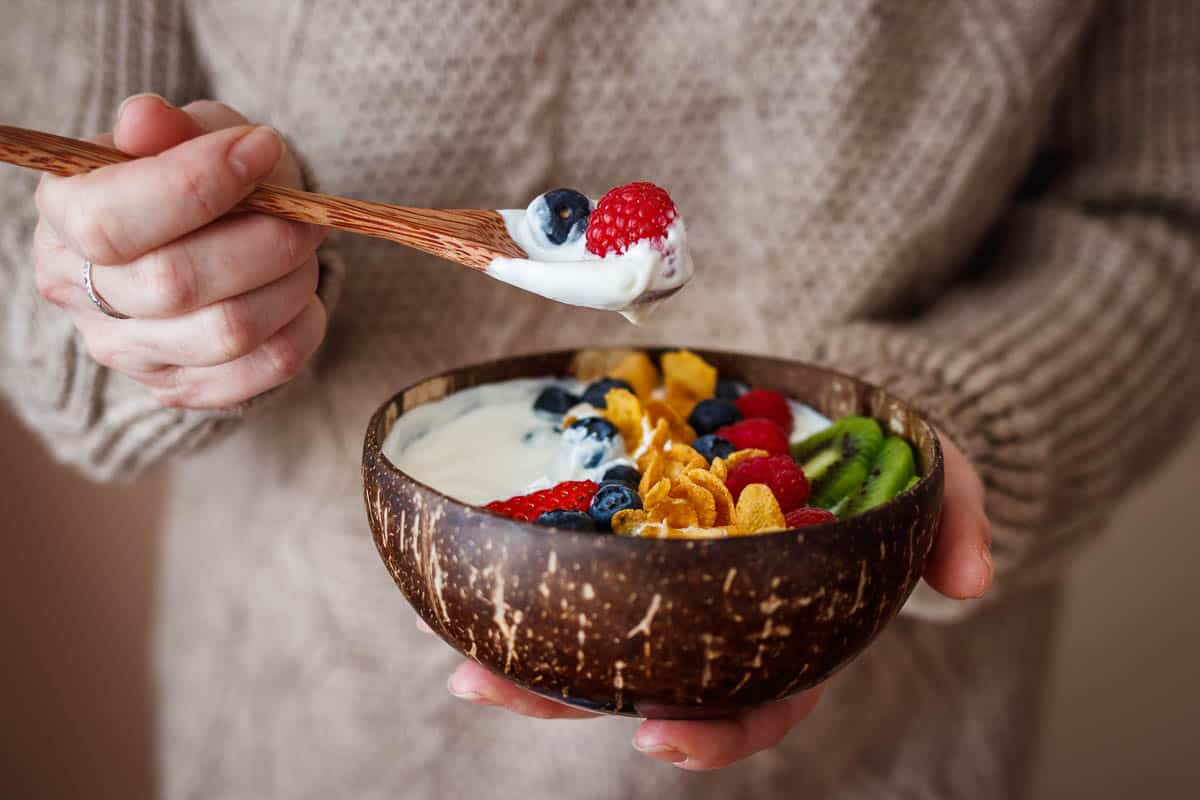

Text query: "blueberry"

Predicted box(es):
[568, 417, 619, 441]
[687, 398, 742, 436]
[562, 417, 622, 469]
[588, 483, 643, 531]
[535, 510, 597, 532]
[533, 385, 580, 416]
[715, 379, 747, 401]
[529, 188, 591, 246]
[692, 434, 735, 463]
[581, 378, 634, 409]
[601, 464, 641, 488]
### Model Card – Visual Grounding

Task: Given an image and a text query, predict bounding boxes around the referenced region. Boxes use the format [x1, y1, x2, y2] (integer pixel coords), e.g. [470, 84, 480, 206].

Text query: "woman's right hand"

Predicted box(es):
[32, 94, 328, 409]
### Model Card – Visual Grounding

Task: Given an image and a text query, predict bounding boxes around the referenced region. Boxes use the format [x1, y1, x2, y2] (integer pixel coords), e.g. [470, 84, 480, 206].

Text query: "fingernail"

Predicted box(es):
[974, 543, 993, 597]
[447, 674, 498, 705]
[632, 738, 687, 763]
[227, 126, 281, 181]
[117, 92, 170, 123]
[448, 690, 498, 705]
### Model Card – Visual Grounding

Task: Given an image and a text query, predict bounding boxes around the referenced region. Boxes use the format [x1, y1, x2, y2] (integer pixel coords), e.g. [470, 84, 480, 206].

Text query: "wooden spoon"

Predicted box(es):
[0, 124, 526, 269]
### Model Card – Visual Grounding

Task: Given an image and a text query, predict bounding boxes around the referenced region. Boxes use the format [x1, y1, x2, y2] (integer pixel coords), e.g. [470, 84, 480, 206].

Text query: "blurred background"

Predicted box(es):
[1, 401, 1198, 799]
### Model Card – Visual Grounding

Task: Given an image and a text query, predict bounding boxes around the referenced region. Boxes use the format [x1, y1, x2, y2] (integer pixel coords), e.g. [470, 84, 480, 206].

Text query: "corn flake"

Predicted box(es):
[602, 388, 643, 450]
[611, 508, 648, 535]
[649, 497, 700, 528]
[726, 449, 771, 470]
[667, 443, 707, 471]
[663, 384, 700, 420]
[661, 349, 718, 401]
[709, 457, 729, 482]
[670, 474, 718, 527]
[661, 459, 683, 482]
[686, 468, 736, 526]
[643, 477, 672, 509]
[608, 352, 659, 402]
[638, 450, 666, 495]
[734, 483, 787, 534]
[644, 400, 697, 444]
[635, 419, 672, 471]
[570, 348, 639, 382]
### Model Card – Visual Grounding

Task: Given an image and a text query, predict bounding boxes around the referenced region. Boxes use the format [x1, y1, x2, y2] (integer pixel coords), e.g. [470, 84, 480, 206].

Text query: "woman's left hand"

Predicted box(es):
[439, 431, 992, 770]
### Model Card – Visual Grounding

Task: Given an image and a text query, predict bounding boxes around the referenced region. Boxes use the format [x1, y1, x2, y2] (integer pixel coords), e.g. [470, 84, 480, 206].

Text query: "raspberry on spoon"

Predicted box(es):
[585, 181, 678, 256]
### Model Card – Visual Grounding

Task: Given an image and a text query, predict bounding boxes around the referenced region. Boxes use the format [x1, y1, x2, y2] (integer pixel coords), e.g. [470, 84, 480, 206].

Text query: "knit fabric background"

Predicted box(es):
[1, 1, 1197, 797]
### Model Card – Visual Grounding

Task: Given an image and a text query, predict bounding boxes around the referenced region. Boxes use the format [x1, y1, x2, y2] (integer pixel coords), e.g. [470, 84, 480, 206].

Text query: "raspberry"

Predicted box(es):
[585, 181, 678, 256]
[715, 418, 790, 456]
[485, 480, 599, 522]
[784, 507, 838, 528]
[735, 389, 794, 436]
[725, 455, 810, 511]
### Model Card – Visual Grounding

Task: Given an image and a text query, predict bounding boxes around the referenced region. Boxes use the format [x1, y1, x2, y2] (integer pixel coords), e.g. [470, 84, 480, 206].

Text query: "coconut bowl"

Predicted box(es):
[362, 348, 943, 719]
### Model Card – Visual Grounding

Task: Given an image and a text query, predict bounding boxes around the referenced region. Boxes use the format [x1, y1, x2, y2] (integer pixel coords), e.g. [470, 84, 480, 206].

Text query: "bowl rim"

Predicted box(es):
[365, 346, 943, 545]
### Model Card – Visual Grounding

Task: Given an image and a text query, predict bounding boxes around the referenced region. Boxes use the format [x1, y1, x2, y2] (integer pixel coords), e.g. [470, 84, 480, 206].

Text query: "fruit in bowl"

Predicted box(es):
[361, 348, 943, 719]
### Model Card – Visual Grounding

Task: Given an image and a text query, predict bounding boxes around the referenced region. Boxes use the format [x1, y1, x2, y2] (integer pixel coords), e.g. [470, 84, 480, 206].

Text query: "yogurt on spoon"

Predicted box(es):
[487, 182, 693, 322]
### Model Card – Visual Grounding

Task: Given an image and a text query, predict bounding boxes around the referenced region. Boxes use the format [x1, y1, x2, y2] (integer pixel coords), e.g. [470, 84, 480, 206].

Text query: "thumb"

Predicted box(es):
[181, 101, 305, 189]
[113, 96, 304, 189]
[112, 93, 208, 156]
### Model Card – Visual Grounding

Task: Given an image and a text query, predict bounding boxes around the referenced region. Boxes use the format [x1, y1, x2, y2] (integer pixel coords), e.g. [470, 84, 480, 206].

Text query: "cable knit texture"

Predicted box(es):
[1, 1, 1197, 798]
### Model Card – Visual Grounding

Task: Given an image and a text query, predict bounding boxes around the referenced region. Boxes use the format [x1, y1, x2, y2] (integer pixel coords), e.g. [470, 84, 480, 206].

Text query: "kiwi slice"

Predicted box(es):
[844, 436, 917, 516]
[791, 416, 885, 511]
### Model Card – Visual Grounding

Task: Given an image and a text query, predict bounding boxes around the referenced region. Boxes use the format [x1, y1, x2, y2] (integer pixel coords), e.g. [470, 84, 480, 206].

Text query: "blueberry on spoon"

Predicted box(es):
[528, 188, 592, 246]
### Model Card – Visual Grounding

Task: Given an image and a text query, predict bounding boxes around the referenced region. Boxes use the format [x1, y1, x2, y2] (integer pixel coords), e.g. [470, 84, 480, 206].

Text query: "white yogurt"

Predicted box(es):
[487, 207, 693, 322]
[789, 398, 833, 443]
[381, 377, 832, 509]
[382, 378, 628, 505]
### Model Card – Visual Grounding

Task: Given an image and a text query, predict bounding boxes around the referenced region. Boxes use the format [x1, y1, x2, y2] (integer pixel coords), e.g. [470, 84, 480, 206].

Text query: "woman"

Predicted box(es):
[2, 1, 1197, 797]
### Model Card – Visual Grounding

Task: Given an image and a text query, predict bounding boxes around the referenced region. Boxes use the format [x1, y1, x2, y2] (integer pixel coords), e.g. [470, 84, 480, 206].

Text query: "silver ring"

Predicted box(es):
[82, 260, 130, 320]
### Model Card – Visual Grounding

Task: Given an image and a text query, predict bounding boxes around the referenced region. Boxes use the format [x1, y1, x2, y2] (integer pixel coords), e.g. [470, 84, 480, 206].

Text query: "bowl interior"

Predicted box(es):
[374, 348, 940, 488]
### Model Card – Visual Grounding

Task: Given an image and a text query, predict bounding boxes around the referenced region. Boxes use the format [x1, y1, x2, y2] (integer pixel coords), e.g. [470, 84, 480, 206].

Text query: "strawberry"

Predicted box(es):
[735, 389, 793, 436]
[715, 418, 790, 456]
[725, 455, 810, 511]
[585, 181, 678, 256]
[784, 507, 838, 528]
[485, 480, 599, 522]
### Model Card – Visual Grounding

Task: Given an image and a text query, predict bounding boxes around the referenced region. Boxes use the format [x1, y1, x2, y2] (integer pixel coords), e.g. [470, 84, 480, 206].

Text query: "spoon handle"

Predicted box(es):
[0, 124, 523, 270]
[0, 125, 128, 173]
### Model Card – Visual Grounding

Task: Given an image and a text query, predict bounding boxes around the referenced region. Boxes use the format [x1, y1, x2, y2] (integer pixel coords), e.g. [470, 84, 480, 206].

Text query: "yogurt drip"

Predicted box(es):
[487, 204, 693, 323]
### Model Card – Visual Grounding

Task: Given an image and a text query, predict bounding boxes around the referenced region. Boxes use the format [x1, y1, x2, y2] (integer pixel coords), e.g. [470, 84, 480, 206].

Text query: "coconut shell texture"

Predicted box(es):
[362, 349, 942, 719]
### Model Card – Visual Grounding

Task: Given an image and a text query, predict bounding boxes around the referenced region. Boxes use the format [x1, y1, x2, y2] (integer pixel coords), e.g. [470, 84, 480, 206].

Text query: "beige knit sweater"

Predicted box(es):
[2, 1, 1198, 798]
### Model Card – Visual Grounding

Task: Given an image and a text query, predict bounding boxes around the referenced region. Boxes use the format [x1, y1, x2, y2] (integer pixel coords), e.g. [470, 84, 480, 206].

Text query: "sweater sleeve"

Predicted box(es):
[813, 0, 1200, 620]
[0, 1, 345, 483]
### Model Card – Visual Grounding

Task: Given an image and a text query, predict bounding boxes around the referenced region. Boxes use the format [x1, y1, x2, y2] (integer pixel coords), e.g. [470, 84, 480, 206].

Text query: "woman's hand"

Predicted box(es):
[440, 432, 992, 770]
[32, 94, 327, 409]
